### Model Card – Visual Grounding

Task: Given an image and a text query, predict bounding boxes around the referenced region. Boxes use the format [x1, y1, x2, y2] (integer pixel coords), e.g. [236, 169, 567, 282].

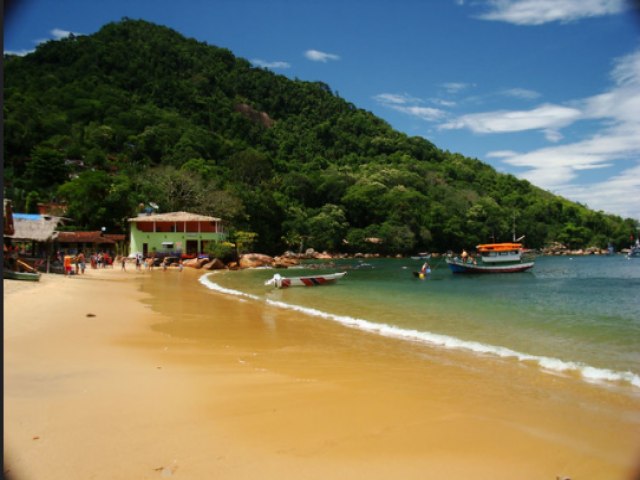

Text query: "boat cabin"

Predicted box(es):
[476, 243, 523, 264]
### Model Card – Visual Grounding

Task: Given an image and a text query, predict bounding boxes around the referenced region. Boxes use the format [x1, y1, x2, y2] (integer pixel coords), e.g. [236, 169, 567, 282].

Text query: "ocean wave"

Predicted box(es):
[198, 273, 261, 301]
[200, 274, 640, 389]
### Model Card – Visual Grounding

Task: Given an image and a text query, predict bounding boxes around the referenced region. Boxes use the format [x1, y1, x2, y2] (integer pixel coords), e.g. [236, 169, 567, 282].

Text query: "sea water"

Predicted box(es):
[199, 255, 640, 390]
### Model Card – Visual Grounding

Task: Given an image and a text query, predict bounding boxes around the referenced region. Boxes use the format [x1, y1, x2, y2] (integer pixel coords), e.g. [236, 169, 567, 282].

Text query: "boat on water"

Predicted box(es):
[410, 253, 431, 260]
[265, 271, 347, 288]
[3, 269, 41, 281]
[628, 239, 640, 258]
[446, 242, 535, 274]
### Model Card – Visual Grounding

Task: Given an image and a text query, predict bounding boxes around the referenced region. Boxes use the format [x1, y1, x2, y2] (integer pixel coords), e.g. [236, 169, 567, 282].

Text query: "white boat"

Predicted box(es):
[446, 242, 535, 274]
[628, 238, 640, 258]
[265, 271, 347, 288]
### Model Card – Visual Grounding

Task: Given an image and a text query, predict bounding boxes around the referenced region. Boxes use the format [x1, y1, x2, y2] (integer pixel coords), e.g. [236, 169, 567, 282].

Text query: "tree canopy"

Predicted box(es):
[4, 19, 637, 253]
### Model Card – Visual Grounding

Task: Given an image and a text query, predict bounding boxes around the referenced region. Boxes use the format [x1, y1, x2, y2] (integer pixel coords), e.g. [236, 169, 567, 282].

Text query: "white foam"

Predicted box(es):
[198, 273, 261, 301]
[200, 274, 640, 389]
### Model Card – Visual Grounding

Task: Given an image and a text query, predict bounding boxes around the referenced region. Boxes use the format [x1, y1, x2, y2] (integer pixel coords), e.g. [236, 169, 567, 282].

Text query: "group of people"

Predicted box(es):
[459, 249, 477, 265]
[60, 251, 113, 275]
[122, 253, 183, 272]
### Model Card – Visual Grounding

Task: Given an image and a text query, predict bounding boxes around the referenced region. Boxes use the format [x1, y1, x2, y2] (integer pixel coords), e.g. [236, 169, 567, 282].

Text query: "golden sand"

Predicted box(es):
[4, 267, 640, 480]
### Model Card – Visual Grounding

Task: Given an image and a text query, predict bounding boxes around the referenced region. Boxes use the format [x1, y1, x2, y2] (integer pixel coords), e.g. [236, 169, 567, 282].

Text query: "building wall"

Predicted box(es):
[129, 226, 225, 257]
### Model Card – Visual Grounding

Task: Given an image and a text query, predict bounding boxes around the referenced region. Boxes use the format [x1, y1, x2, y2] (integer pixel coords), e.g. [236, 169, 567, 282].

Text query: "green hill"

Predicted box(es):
[3, 18, 636, 253]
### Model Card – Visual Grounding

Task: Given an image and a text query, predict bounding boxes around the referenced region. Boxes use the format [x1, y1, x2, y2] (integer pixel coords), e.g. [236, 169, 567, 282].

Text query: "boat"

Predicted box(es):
[3, 256, 42, 281]
[265, 271, 347, 288]
[446, 242, 534, 274]
[410, 253, 431, 260]
[3, 269, 41, 281]
[628, 239, 640, 258]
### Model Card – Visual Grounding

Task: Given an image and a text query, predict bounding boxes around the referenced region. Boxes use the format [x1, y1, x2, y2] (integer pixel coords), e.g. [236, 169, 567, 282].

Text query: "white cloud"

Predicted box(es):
[374, 93, 446, 121]
[543, 129, 564, 142]
[400, 106, 447, 121]
[486, 150, 520, 158]
[440, 104, 582, 133]
[4, 49, 34, 56]
[442, 82, 472, 93]
[5, 27, 83, 56]
[501, 87, 541, 100]
[373, 93, 416, 105]
[51, 28, 82, 39]
[551, 162, 640, 219]
[304, 49, 340, 62]
[475, 48, 640, 219]
[477, 0, 627, 25]
[251, 59, 291, 69]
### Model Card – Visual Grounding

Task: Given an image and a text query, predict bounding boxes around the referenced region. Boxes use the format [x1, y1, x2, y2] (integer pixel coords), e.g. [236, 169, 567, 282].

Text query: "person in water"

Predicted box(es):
[420, 262, 431, 275]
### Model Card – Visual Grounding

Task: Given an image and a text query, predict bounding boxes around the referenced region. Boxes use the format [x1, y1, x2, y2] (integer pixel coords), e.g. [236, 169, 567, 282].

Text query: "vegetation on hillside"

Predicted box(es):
[4, 19, 637, 253]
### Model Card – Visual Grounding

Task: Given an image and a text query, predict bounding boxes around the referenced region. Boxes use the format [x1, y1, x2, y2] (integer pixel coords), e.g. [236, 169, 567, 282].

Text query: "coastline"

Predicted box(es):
[4, 268, 640, 480]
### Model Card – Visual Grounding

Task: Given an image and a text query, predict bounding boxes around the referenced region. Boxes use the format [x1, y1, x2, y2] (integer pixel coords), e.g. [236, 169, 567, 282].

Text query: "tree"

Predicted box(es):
[57, 171, 135, 230]
[307, 204, 349, 252]
[24, 145, 68, 191]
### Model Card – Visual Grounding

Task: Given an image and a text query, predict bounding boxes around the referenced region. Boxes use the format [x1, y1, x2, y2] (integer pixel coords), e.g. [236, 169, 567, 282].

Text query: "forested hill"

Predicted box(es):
[3, 19, 636, 253]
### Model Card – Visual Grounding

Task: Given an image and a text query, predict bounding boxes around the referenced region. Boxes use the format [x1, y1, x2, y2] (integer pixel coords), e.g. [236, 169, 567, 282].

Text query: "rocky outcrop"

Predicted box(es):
[202, 258, 226, 270]
[183, 257, 210, 269]
[238, 253, 275, 268]
[234, 103, 275, 128]
[273, 256, 300, 268]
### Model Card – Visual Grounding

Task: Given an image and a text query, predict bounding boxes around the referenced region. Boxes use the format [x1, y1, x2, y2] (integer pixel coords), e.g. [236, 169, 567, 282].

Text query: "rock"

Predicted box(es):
[202, 258, 226, 270]
[183, 258, 209, 269]
[239, 253, 275, 268]
[273, 256, 300, 268]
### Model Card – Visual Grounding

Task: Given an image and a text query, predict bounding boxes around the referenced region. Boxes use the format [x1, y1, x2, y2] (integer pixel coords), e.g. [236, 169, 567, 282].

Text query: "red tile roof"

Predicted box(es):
[57, 231, 125, 244]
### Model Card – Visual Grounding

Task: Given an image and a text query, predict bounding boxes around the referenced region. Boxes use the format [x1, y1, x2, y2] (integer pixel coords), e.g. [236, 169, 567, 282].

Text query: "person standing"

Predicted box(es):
[77, 251, 86, 274]
[64, 254, 72, 276]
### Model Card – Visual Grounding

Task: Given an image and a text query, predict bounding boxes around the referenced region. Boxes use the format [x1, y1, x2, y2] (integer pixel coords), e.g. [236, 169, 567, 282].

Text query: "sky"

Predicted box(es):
[4, 0, 640, 221]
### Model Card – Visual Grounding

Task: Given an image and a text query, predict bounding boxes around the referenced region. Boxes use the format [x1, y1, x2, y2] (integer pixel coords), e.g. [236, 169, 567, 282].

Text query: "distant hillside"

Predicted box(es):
[3, 19, 636, 253]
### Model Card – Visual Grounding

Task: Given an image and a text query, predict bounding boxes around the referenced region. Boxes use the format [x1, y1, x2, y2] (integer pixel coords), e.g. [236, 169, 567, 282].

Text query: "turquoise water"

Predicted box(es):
[199, 255, 640, 389]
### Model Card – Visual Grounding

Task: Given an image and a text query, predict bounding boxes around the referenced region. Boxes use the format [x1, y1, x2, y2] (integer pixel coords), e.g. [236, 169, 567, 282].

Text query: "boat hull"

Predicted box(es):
[446, 259, 534, 274]
[266, 272, 347, 288]
[3, 270, 41, 281]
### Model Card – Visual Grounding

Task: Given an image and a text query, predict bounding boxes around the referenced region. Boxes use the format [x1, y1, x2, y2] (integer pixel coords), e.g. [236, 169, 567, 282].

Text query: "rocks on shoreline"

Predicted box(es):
[119, 244, 624, 272]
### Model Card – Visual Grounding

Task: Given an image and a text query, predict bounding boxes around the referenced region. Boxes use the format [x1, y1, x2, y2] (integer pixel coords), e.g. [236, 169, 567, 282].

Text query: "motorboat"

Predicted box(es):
[446, 242, 534, 273]
[265, 271, 347, 288]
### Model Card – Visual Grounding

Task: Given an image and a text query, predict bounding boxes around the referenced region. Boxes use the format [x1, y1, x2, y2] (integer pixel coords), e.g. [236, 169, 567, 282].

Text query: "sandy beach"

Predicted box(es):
[4, 266, 640, 480]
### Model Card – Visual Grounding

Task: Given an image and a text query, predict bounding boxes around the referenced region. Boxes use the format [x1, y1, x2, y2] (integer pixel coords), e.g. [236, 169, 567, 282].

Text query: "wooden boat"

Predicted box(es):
[265, 271, 347, 288]
[3, 257, 42, 281]
[446, 242, 534, 274]
[3, 269, 41, 281]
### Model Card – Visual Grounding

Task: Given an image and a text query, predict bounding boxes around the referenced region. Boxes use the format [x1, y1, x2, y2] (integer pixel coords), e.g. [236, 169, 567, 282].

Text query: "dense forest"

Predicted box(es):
[3, 19, 637, 254]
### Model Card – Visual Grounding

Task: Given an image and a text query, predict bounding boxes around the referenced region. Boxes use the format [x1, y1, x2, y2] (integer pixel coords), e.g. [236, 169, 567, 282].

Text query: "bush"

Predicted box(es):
[207, 241, 236, 262]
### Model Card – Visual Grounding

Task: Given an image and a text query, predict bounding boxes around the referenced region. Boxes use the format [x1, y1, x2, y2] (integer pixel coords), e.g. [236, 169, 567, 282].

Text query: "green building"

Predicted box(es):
[128, 211, 225, 258]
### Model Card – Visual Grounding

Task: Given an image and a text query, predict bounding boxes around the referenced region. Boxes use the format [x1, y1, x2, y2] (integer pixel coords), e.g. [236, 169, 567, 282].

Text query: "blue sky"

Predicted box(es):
[5, 0, 640, 220]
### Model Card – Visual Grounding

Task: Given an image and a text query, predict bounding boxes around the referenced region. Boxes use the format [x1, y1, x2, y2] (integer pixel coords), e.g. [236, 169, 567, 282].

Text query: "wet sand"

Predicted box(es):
[4, 267, 640, 480]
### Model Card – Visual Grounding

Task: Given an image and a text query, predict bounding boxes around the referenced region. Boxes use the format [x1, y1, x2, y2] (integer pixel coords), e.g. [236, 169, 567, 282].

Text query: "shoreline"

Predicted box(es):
[4, 268, 640, 479]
